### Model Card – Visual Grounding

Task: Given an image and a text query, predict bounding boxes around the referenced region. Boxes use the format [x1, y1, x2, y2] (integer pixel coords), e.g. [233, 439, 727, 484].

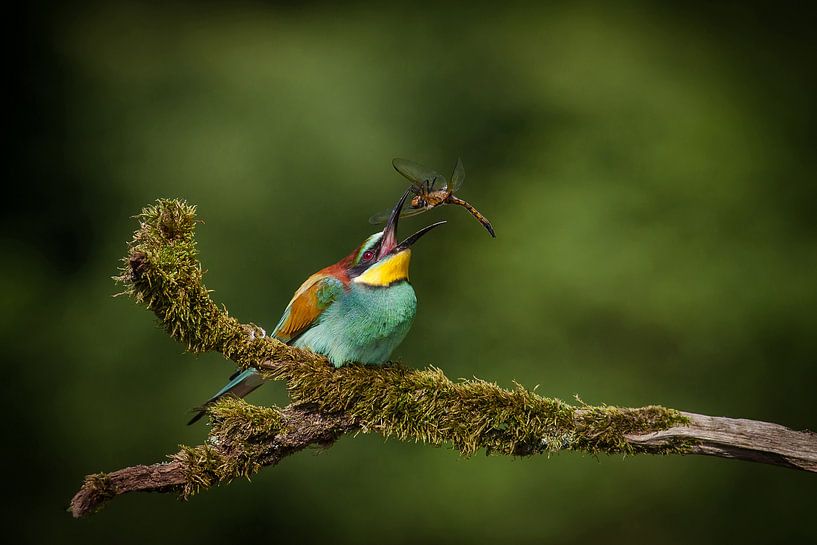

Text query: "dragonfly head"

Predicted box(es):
[411, 195, 428, 209]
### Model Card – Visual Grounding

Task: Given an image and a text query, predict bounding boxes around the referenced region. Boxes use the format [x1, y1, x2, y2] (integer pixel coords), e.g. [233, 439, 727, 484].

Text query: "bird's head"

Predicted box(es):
[346, 190, 445, 287]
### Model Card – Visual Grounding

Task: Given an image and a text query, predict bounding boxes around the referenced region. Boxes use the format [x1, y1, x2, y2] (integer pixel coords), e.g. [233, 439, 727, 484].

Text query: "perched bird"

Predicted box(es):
[188, 190, 445, 424]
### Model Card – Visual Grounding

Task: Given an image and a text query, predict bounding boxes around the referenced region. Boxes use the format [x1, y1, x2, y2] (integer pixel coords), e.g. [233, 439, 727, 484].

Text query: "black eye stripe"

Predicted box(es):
[355, 236, 384, 267]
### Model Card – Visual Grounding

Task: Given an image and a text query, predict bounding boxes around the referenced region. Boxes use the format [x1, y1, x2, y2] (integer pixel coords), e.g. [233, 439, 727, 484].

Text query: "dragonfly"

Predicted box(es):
[369, 158, 496, 237]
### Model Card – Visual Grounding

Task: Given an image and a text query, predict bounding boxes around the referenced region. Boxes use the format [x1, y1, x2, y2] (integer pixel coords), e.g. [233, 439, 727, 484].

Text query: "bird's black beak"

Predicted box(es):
[379, 188, 445, 258]
[378, 189, 409, 258]
[394, 221, 446, 253]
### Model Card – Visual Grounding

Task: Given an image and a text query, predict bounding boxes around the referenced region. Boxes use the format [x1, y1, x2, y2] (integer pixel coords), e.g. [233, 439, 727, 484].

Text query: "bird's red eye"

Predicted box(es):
[362, 251, 374, 261]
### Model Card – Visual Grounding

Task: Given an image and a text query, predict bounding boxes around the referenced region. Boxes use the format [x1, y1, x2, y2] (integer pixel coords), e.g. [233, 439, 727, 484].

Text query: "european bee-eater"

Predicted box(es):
[188, 190, 445, 424]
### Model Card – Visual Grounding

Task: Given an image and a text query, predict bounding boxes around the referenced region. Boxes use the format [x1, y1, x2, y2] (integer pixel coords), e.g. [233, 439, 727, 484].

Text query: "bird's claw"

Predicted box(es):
[243, 324, 267, 340]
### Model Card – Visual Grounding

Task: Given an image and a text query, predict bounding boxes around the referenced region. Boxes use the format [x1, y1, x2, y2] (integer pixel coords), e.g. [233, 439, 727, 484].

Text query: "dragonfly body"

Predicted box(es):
[446, 195, 495, 237]
[371, 158, 496, 237]
[410, 190, 448, 210]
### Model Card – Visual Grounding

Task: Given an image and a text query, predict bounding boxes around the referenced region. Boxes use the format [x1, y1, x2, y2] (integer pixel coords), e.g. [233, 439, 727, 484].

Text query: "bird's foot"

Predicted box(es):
[243, 323, 267, 340]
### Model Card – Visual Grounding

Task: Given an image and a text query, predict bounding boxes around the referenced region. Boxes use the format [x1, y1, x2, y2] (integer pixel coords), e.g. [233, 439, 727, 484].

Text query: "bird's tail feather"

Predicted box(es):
[187, 368, 265, 425]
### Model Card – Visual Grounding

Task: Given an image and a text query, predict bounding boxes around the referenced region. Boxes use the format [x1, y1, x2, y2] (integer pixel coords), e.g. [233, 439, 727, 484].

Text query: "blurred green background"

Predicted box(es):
[8, 1, 816, 543]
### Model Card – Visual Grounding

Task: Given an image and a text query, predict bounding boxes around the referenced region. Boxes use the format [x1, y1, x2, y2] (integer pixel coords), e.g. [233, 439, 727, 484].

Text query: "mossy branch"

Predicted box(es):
[69, 199, 817, 518]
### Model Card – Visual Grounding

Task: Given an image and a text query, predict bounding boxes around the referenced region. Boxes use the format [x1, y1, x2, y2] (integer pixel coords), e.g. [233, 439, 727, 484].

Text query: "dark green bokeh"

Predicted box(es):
[9, 2, 816, 543]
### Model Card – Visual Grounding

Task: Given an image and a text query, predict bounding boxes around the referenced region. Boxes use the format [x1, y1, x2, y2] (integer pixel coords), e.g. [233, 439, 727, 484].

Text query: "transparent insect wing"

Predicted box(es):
[397, 206, 430, 218]
[368, 205, 429, 225]
[368, 210, 391, 225]
[392, 158, 447, 190]
[449, 158, 465, 192]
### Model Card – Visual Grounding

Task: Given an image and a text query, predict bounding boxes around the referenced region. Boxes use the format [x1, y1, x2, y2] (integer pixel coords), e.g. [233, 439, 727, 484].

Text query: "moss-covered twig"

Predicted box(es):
[68, 199, 817, 518]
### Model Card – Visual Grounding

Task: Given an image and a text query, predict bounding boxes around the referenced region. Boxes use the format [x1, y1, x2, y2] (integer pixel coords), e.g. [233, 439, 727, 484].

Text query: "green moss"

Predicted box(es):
[116, 199, 301, 367]
[207, 396, 284, 436]
[174, 398, 286, 498]
[266, 360, 689, 457]
[573, 402, 690, 455]
[122, 199, 695, 496]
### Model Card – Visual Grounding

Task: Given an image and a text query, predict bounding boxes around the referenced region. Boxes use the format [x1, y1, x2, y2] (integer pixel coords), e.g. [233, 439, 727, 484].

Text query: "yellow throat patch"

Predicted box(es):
[353, 249, 412, 286]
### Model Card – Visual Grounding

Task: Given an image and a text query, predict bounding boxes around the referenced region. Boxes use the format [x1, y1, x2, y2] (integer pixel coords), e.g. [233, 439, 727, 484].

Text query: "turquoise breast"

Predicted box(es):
[293, 281, 417, 366]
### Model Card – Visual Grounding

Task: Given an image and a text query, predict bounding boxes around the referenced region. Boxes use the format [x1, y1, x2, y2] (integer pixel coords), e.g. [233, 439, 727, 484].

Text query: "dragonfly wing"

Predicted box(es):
[369, 205, 429, 224]
[392, 158, 447, 189]
[449, 157, 465, 192]
[398, 206, 430, 218]
[369, 209, 392, 225]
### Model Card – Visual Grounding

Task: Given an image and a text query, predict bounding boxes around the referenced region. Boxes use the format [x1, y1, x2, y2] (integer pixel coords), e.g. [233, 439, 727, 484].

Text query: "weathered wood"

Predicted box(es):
[70, 462, 187, 517]
[70, 406, 356, 517]
[625, 412, 817, 472]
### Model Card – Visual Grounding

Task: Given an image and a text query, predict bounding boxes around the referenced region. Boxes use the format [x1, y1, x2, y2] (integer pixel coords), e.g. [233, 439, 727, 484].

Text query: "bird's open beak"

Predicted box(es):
[379, 189, 445, 258]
